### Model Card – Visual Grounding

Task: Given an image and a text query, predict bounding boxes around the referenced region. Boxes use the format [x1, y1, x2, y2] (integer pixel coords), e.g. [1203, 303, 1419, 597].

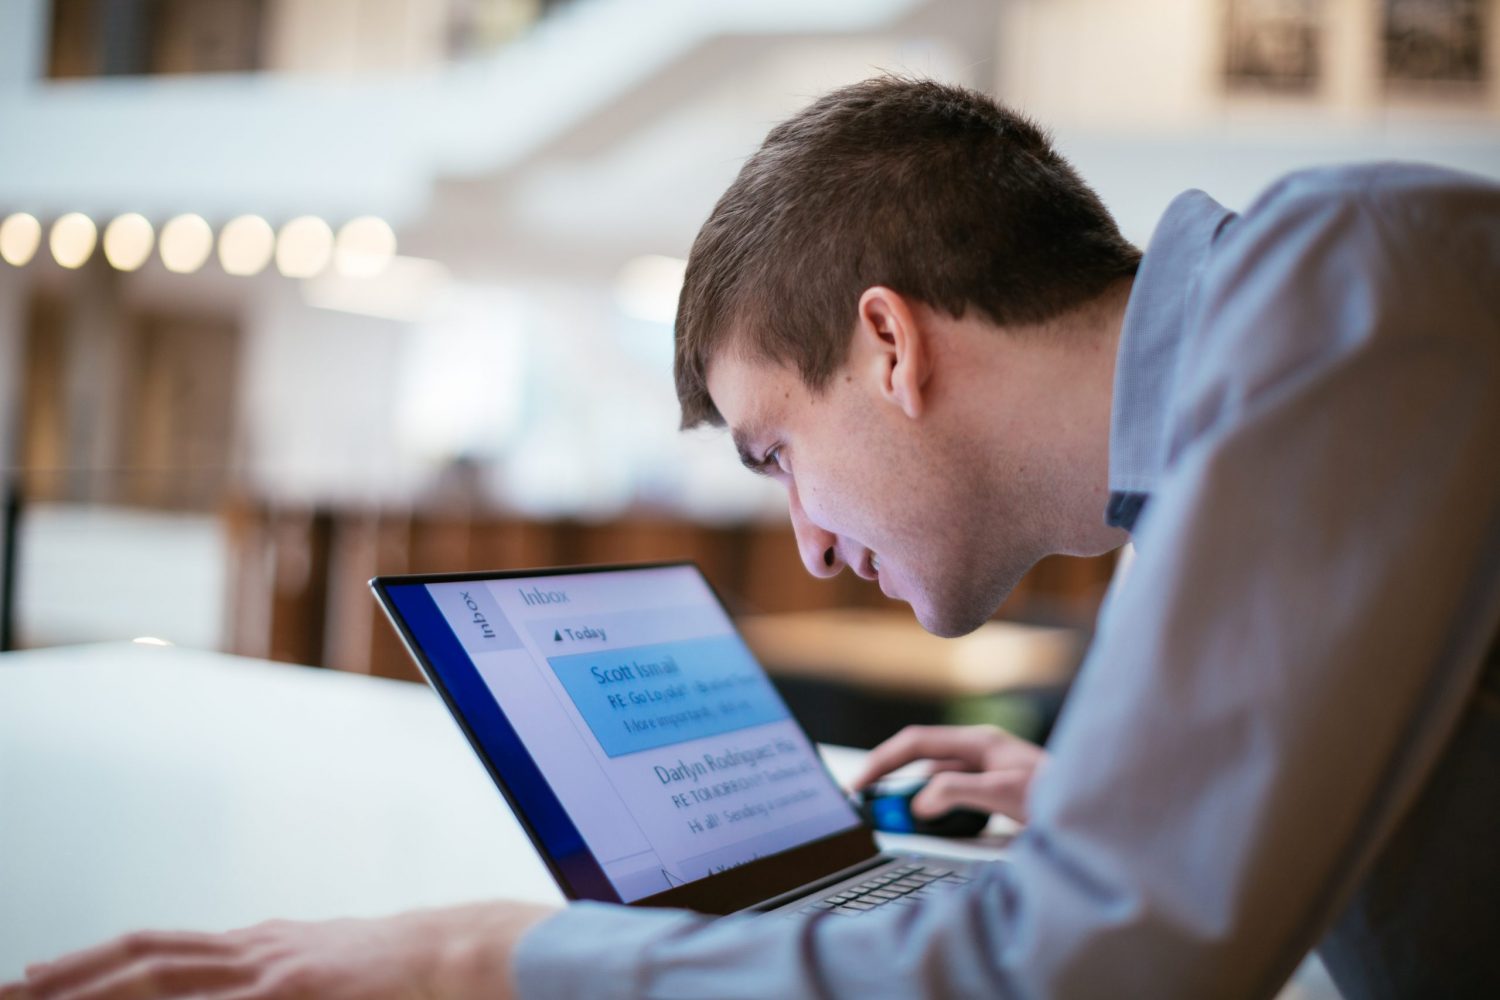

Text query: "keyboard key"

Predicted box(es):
[867, 890, 901, 900]
[840, 901, 876, 912]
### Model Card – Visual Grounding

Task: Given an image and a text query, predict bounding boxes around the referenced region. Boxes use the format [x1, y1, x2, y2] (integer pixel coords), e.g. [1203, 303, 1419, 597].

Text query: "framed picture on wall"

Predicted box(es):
[1224, 0, 1324, 92]
[1383, 0, 1487, 86]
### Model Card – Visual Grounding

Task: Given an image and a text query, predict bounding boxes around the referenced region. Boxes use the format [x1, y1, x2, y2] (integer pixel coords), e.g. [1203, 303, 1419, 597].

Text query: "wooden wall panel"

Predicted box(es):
[224, 501, 1119, 680]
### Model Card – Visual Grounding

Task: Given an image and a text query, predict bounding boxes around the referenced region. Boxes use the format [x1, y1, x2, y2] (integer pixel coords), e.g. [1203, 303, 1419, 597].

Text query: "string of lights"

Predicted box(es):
[0, 211, 397, 279]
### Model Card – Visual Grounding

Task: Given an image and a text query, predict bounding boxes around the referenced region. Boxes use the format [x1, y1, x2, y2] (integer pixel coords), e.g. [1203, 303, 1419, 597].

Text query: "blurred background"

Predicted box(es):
[1, 0, 1497, 747]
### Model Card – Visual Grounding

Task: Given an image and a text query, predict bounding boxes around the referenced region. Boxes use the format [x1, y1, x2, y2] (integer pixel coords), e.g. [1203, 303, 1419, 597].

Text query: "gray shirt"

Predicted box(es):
[514, 163, 1500, 999]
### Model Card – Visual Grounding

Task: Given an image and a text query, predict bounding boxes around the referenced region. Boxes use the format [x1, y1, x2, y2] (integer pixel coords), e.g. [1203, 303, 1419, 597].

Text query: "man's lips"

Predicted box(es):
[861, 551, 899, 599]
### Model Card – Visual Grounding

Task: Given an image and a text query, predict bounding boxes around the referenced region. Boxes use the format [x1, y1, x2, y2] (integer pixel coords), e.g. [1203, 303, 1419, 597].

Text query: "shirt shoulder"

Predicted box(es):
[1239, 160, 1499, 211]
[1224, 161, 1500, 272]
[1164, 162, 1500, 466]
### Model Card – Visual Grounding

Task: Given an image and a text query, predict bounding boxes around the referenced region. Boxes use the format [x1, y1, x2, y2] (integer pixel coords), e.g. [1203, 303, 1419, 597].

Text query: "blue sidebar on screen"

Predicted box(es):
[383, 582, 620, 903]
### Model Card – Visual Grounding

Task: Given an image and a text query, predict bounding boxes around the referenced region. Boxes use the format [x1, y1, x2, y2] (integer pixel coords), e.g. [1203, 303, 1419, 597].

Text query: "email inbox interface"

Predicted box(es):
[426, 568, 859, 902]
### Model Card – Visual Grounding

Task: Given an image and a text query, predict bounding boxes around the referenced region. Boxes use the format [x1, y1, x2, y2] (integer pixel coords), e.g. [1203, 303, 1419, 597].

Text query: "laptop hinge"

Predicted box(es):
[737, 854, 894, 915]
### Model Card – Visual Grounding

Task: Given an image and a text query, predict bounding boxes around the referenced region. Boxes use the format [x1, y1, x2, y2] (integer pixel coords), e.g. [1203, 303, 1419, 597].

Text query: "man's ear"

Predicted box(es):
[855, 286, 930, 420]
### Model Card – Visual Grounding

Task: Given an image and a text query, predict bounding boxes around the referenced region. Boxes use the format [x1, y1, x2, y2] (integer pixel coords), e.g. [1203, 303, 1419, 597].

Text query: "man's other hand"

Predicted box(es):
[851, 724, 1047, 823]
[1, 901, 557, 1000]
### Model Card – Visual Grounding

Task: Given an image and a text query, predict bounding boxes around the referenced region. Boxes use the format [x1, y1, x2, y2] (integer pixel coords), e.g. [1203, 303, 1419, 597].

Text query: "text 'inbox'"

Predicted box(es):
[548, 636, 789, 757]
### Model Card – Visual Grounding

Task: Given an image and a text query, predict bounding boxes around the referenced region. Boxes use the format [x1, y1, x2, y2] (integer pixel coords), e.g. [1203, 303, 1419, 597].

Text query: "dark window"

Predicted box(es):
[47, 0, 266, 79]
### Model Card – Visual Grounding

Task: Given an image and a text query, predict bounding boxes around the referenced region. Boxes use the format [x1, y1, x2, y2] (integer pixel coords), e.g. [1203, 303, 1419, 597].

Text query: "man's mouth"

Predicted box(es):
[874, 555, 900, 599]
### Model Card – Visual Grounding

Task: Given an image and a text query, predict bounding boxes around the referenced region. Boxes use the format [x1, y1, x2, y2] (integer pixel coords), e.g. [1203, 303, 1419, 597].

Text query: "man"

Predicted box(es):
[8, 77, 1499, 999]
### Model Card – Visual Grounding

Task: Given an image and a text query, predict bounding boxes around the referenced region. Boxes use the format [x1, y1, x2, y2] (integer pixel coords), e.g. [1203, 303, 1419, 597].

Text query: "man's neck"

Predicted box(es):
[988, 278, 1133, 557]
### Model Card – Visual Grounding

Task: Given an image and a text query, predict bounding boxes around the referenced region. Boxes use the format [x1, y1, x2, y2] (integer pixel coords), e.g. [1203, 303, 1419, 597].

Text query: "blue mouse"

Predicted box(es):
[854, 776, 990, 837]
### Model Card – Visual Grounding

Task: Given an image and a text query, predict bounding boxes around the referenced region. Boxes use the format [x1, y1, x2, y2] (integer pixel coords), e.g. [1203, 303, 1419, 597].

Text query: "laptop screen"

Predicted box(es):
[377, 564, 863, 905]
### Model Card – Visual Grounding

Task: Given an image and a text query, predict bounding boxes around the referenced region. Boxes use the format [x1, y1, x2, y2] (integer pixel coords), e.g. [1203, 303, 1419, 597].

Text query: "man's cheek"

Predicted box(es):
[796, 485, 841, 536]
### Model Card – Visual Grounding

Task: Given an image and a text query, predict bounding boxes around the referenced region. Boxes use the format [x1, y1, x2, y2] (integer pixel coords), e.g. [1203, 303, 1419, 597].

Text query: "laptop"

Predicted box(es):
[370, 562, 988, 918]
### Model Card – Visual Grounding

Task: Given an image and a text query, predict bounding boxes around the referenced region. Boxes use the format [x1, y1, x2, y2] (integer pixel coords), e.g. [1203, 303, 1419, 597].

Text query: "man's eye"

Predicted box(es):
[768, 446, 791, 475]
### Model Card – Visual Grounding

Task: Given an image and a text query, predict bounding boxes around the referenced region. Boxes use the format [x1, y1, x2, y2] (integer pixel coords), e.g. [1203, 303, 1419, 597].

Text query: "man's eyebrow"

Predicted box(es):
[731, 425, 771, 475]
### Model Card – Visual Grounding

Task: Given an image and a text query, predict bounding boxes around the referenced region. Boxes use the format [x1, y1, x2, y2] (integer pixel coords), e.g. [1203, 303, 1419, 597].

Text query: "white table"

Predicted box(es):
[0, 643, 998, 978]
[0, 643, 1338, 998]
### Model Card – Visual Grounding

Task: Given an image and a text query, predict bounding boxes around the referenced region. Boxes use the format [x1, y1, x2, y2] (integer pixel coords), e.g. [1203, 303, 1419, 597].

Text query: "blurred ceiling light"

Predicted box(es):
[0, 213, 42, 266]
[159, 214, 214, 274]
[276, 215, 334, 278]
[334, 216, 397, 278]
[102, 213, 155, 272]
[302, 255, 450, 322]
[218, 214, 275, 276]
[50, 212, 98, 269]
[615, 254, 687, 324]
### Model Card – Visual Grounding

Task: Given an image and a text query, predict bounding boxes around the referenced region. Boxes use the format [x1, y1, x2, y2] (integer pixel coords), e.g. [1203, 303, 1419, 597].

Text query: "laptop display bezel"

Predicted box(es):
[370, 561, 881, 915]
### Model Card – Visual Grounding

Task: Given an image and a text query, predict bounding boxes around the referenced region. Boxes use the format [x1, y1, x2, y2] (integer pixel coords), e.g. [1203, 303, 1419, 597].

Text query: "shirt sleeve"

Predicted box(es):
[515, 170, 1500, 1000]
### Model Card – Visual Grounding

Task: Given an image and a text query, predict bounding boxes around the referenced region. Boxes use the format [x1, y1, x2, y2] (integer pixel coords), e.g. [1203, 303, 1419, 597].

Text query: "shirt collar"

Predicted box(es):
[1106, 190, 1235, 527]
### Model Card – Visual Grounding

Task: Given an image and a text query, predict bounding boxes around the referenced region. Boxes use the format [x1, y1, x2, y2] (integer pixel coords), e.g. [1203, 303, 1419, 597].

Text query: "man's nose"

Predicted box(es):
[788, 485, 843, 579]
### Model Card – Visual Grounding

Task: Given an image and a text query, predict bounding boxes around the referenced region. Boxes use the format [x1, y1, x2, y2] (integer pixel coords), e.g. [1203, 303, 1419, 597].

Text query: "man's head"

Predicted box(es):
[676, 77, 1137, 635]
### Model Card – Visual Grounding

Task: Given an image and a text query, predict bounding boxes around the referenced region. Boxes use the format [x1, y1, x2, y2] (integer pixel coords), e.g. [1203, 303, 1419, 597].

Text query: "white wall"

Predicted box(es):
[994, 0, 1500, 244]
[16, 504, 227, 648]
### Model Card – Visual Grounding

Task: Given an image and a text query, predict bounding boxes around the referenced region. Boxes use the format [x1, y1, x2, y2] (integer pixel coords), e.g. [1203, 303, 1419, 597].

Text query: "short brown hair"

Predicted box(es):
[674, 76, 1141, 428]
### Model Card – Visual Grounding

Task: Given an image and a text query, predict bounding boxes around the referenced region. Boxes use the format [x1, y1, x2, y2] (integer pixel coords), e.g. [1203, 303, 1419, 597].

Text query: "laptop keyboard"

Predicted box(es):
[796, 863, 973, 917]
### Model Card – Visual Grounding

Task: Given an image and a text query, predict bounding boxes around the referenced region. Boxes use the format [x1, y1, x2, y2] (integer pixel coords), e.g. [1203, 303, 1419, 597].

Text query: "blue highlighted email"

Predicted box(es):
[548, 636, 790, 758]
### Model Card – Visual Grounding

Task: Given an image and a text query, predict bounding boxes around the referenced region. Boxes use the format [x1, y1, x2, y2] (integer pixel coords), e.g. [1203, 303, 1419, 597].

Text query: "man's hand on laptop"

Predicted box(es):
[3, 901, 557, 1000]
[852, 724, 1047, 823]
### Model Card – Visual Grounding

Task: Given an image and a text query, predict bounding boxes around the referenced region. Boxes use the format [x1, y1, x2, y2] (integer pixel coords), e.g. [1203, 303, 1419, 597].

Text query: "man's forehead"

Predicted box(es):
[705, 352, 794, 466]
[706, 352, 787, 428]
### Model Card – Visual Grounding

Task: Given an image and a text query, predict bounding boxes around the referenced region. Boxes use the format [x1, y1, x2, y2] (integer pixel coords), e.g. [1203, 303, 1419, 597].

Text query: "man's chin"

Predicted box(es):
[909, 597, 992, 639]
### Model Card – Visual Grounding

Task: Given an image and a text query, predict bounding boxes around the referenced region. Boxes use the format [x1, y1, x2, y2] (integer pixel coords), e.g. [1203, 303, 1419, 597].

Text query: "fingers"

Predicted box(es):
[851, 725, 1005, 790]
[0, 981, 35, 1000]
[42, 957, 254, 1000]
[27, 931, 232, 989]
[910, 768, 1033, 822]
[22, 932, 243, 1000]
[923, 757, 972, 776]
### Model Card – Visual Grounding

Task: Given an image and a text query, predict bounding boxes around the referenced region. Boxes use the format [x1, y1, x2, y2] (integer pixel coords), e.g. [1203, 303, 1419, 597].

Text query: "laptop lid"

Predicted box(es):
[371, 561, 877, 915]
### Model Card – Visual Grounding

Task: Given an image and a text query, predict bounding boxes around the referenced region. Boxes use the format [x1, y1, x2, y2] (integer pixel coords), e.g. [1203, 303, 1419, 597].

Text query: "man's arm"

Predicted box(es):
[515, 171, 1500, 999]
